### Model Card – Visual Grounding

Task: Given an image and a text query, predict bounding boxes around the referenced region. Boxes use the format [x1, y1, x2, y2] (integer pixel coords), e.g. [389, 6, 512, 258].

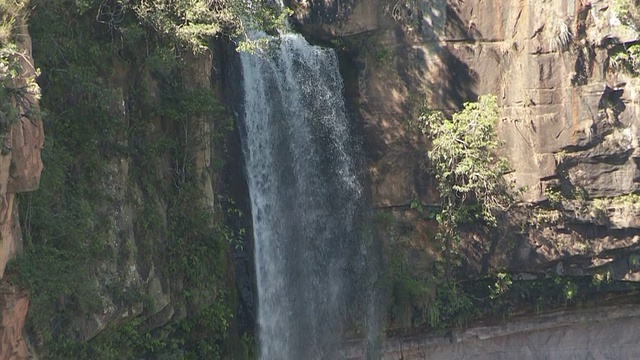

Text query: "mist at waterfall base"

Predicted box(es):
[238, 34, 381, 359]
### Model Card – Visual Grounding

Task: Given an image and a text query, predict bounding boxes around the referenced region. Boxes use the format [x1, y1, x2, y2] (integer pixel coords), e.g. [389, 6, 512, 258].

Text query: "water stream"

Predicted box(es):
[239, 34, 377, 359]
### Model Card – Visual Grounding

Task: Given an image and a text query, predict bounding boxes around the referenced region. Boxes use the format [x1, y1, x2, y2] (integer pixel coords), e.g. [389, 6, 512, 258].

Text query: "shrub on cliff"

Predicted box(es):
[81, 0, 289, 52]
[421, 95, 512, 275]
[130, 0, 290, 52]
[422, 94, 511, 228]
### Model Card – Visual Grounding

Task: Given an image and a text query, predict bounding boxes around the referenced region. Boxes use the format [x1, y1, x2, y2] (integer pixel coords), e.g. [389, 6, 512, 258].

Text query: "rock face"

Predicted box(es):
[0, 25, 44, 360]
[7, 2, 250, 356]
[292, 0, 640, 280]
[291, 0, 640, 355]
[0, 285, 29, 360]
[9, 0, 640, 357]
[287, 0, 379, 40]
[0, 24, 44, 279]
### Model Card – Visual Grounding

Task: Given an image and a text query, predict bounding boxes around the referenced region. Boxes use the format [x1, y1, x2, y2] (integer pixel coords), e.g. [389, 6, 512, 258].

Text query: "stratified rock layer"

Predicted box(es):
[292, 0, 640, 281]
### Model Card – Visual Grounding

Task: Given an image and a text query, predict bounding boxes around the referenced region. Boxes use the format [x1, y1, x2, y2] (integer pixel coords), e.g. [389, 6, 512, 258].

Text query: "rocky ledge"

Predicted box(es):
[345, 305, 640, 359]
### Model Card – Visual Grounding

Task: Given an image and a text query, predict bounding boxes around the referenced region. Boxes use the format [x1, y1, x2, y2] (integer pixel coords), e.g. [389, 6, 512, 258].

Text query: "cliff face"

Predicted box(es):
[292, 0, 640, 282]
[0, 23, 43, 360]
[9, 0, 640, 358]
[290, 0, 640, 353]
[0, 3, 248, 358]
[0, 24, 43, 278]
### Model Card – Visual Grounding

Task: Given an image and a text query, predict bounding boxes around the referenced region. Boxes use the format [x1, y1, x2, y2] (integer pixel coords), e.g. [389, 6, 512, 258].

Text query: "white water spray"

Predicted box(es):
[239, 33, 376, 359]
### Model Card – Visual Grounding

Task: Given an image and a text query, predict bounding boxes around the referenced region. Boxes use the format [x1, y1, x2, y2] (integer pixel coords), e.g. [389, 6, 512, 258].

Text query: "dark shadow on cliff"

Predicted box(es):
[219, 38, 257, 350]
[433, 3, 480, 109]
[393, 2, 480, 112]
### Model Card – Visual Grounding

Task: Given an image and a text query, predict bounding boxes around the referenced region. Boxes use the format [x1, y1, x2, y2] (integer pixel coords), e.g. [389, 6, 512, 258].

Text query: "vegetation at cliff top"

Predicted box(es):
[77, 0, 289, 52]
[0, 0, 26, 45]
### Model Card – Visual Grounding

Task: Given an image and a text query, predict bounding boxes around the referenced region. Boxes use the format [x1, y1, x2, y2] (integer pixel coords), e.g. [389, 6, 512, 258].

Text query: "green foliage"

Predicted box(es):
[113, 0, 290, 53]
[386, 243, 483, 331]
[7, 1, 248, 358]
[611, 192, 640, 205]
[10, 0, 129, 344]
[423, 94, 511, 229]
[28, 0, 288, 55]
[545, 188, 564, 207]
[613, 0, 640, 30]
[8, 245, 103, 344]
[609, 44, 640, 74]
[610, 49, 630, 70]
[421, 95, 511, 276]
[241, 333, 257, 360]
[374, 209, 395, 230]
[0, 43, 21, 136]
[387, 263, 640, 333]
[388, 250, 433, 328]
[432, 281, 478, 328]
[410, 198, 424, 213]
[488, 272, 512, 300]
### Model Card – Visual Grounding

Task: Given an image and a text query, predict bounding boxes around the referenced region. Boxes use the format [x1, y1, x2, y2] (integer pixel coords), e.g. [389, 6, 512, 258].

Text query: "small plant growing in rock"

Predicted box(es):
[628, 45, 640, 68]
[545, 188, 564, 207]
[609, 49, 630, 70]
[489, 272, 513, 300]
[590, 197, 609, 219]
[553, 150, 569, 164]
[608, 45, 640, 74]
[546, 14, 572, 52]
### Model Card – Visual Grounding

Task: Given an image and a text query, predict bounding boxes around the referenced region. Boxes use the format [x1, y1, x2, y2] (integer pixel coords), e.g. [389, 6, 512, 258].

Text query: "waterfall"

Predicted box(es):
[239, 34, 376, 359]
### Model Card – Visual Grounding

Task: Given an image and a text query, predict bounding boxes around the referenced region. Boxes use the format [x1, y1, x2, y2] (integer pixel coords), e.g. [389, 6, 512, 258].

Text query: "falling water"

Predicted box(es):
[239, 34, 377, 359]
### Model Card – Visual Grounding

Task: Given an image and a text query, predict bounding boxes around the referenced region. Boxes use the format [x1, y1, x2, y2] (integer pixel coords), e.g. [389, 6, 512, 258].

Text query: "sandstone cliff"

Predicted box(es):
[0, 22, 43, 360]
[292, 0, 640, 288]
[290, 0, 640, 355]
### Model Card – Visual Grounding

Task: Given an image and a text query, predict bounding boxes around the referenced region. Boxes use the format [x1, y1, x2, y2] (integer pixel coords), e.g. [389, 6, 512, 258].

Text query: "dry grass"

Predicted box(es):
[546, 14, 571, 53]
[0, 0, 28, 45]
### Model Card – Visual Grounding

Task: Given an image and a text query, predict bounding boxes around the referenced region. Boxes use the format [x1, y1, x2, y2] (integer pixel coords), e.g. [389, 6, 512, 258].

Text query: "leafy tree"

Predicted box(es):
[422, 95, 512, 274]
[95, 0, 290, 52]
